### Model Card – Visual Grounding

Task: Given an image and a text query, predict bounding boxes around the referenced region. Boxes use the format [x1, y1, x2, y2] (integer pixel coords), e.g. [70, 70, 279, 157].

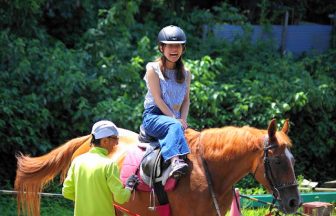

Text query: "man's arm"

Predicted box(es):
[62, 163, 75, 201]
[107, 163, 131, 204]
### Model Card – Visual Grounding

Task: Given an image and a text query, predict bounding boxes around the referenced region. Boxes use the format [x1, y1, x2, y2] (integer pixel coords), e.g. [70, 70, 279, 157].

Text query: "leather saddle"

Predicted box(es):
[138, 125, 171, 187]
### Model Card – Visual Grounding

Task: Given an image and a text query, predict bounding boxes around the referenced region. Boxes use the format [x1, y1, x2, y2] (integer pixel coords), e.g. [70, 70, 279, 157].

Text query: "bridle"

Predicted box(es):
[256, 135, 301, 216]
[262, 135, 298, 203]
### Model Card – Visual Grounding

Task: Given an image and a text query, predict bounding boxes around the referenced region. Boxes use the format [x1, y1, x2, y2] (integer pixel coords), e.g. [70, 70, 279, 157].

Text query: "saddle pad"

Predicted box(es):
[120, 146, 176, 192]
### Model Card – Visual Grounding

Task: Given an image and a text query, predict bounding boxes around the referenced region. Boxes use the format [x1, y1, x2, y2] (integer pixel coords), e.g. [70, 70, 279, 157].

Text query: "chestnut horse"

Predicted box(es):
[15, 119, 300, 216]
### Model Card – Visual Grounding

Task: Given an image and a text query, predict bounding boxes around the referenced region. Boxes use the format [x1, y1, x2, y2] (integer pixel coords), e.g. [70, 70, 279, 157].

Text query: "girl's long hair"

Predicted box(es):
[157, 44, 186, 83]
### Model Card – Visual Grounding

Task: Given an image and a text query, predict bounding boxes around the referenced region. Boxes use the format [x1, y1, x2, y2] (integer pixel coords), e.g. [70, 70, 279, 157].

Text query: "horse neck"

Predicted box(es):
[207, 149, 259, 195]
[186, 127, 263, 194]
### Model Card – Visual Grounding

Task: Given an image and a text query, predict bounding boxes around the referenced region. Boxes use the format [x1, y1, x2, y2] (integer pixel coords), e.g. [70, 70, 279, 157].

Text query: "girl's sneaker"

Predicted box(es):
[169, 159, 188, 179]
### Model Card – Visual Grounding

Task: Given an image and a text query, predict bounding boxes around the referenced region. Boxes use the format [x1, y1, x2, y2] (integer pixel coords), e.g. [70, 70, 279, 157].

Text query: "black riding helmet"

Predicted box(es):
[157, 25, 187, 44]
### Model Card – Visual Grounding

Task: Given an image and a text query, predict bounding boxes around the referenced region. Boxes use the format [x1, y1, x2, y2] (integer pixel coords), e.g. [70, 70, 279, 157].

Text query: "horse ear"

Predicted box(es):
[281, 119, 290, 134]
[268, 119, 277, 138]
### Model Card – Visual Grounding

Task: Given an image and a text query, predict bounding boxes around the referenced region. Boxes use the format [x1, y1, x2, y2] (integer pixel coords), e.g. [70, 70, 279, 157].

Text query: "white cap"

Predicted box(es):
[91, 120, 119, 139]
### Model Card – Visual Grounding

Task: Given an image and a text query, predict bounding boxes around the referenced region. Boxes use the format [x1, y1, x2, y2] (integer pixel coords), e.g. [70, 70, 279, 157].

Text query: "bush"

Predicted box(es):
[186, 42, 336, 181]
[0, 0, 335, 188]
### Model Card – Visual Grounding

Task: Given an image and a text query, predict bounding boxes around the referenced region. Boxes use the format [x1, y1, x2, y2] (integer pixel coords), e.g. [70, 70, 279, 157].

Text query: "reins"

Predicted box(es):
[114, 204, 141, 216]
[197, 133, 222, 216]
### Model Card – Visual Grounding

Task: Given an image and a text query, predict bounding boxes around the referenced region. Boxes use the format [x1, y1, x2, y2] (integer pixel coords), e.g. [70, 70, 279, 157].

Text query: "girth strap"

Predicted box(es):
[153, 182, 169, 205]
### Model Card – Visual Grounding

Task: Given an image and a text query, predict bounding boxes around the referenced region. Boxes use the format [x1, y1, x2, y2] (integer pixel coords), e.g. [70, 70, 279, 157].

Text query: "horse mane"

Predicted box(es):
[15, 135, 92, 216]
[186, 125, 292, 161]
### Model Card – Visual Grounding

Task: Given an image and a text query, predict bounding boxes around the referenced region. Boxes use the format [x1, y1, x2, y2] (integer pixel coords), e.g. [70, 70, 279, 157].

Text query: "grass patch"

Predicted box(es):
[0, 194, 73, 216]
[0, 194, 272, 216]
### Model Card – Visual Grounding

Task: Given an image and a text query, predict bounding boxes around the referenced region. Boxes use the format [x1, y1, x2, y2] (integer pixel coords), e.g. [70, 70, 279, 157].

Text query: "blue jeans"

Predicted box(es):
[142, 106, 190, 162]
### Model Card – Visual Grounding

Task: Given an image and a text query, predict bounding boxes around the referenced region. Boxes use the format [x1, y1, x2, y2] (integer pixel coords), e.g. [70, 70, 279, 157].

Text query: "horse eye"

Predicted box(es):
[275, 157, 281, 165]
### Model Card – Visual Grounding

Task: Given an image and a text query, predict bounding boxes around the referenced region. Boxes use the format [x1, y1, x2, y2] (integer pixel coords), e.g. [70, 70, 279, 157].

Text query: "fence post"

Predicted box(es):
[280, 10, 289, 55]
[230, 188, 241, 216]
[329, 12, 336, 48]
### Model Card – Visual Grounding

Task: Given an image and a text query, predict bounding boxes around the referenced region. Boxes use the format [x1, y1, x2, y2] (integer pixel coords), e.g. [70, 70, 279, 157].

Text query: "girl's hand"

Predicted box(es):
[177, 119, 188, 130]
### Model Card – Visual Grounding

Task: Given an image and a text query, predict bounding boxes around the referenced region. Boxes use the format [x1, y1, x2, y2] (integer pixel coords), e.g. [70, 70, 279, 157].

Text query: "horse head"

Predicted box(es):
[252, 119, 301, 214]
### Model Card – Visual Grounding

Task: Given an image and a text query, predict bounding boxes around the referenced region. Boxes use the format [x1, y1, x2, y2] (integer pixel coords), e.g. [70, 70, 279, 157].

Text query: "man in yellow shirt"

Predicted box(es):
[62, 120, 139, 216]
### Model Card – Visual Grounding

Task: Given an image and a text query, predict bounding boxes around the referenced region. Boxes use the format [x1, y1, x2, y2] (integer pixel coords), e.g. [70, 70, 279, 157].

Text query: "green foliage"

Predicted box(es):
[0, 0, 335, 189]
[185, 37, 335, 183]
[212, 2, 248, 24]
[288, 50, 336, 180]
[0, 0, 45, 36]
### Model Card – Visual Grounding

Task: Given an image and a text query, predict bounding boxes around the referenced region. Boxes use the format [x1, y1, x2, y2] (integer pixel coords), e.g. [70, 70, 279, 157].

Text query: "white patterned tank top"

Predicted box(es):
[144, 61, 188, 119]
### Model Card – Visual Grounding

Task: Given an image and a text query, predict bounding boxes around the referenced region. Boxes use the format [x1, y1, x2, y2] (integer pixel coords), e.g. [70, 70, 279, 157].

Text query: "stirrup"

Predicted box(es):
[169, 160, 188, 179]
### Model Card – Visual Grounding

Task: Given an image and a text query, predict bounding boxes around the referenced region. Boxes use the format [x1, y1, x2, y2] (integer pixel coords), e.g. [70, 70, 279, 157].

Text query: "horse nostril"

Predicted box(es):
[289, 198, 297, 208]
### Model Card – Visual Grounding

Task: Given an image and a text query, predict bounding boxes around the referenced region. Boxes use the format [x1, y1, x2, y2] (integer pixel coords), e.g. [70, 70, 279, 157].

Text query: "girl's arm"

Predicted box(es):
[180, 70, 191, 122]
[147, 68, 175, 117]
